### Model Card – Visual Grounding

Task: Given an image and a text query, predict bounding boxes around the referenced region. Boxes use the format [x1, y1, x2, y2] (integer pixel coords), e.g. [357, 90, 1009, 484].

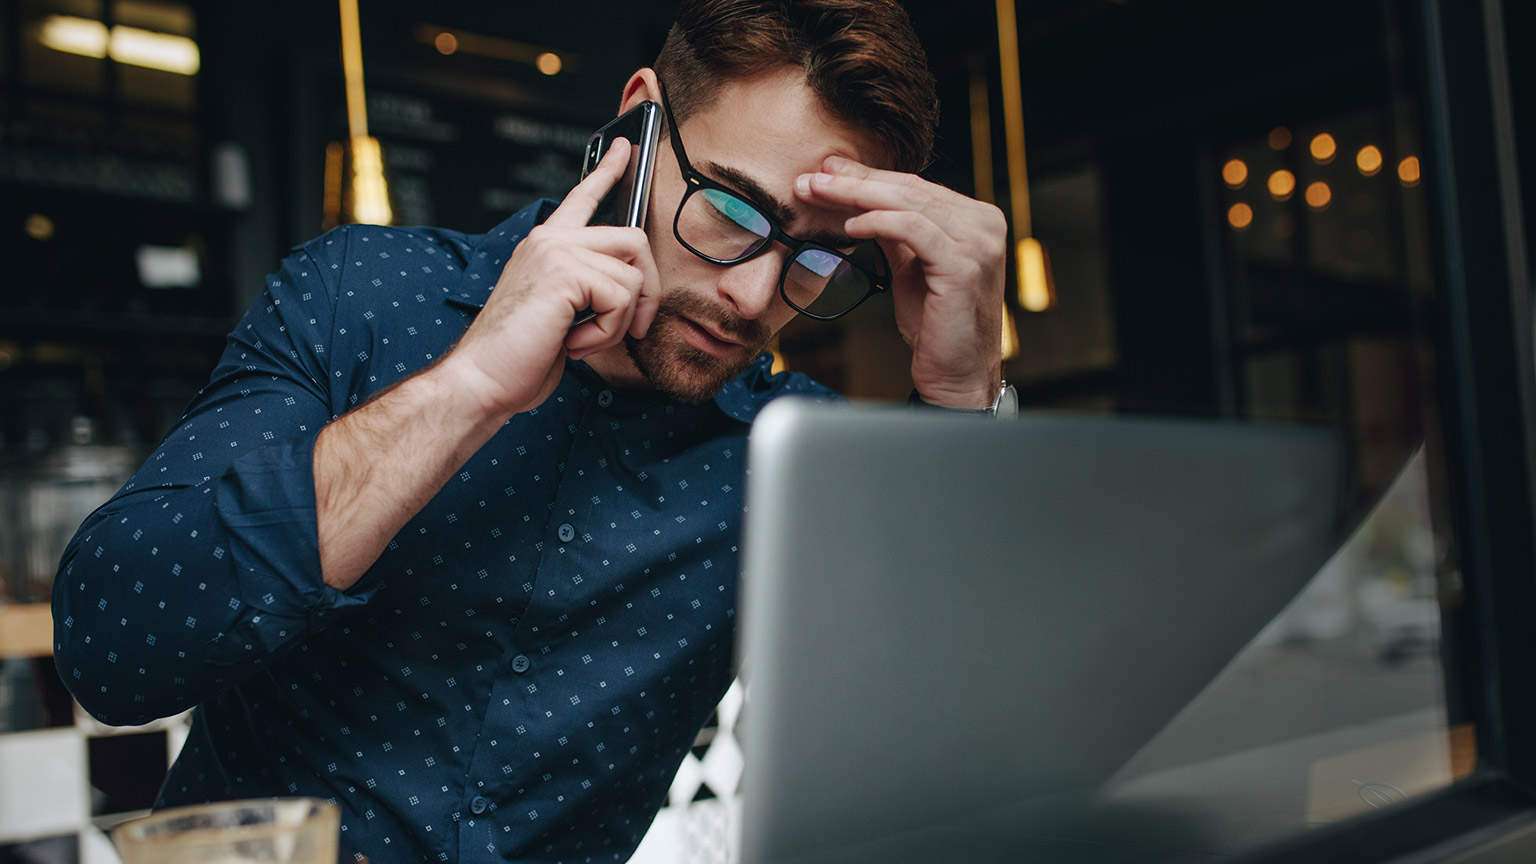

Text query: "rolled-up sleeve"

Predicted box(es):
[53, 228, 378, 726]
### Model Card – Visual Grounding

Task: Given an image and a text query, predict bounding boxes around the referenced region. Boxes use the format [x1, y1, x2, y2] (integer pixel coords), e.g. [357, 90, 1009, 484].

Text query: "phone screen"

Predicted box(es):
[582, 102, 661, 229]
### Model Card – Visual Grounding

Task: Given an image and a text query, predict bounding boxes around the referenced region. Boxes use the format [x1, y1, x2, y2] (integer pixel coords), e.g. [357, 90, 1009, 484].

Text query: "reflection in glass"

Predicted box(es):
[1110, 451, 1459, 846]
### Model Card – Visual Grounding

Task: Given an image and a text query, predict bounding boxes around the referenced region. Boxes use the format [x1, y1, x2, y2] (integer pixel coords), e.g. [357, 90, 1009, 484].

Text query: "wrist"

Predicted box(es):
[909, 364, 1004, 411]
[430, 352, 527, 428]
[909, 380, 1017, 418]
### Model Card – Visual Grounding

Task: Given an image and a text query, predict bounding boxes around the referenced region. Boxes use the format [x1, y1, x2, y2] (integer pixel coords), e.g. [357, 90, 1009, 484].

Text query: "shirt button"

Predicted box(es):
[512, 654, 531, 673]
[470, 796, 489, 815]
[557, 523, 576, 543]
[597, 389, 614, 408]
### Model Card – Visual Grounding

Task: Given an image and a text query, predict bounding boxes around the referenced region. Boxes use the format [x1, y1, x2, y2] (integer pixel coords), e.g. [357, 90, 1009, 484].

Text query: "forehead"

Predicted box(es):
[677, 68, 882, 194]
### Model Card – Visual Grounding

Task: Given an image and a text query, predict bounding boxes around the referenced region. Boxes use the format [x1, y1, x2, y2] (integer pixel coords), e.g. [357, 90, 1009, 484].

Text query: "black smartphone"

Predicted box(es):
[572, 101, 661, 328]
[583, 101, 662, 229]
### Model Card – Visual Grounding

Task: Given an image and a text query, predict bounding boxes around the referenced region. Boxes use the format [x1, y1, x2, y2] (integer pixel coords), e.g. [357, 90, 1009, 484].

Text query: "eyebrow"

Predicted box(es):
[704, 160, 859, 250]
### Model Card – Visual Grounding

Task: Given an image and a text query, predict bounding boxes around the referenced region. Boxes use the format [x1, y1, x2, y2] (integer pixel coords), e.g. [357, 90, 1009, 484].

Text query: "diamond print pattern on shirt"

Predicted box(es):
[53, 200, 836, 864]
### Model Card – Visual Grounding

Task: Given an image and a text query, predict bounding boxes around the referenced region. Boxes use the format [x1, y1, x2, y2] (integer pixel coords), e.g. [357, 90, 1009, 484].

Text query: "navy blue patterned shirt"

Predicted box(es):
[52, 200, 833, 863]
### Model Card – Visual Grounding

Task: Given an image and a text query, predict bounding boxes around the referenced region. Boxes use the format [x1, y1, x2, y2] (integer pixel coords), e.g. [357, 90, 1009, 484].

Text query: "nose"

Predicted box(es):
[714, 247, 786, 321]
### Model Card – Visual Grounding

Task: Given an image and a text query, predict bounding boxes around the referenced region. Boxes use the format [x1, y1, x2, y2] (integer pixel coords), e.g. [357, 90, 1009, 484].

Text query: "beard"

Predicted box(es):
[624, 291, 773, 403]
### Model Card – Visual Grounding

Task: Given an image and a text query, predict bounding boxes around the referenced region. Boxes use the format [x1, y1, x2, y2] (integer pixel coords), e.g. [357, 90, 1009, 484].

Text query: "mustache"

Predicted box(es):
[655, 292, 772, 347]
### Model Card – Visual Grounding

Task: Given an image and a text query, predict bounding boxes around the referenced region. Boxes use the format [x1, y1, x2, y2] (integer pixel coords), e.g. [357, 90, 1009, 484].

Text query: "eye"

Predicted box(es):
[795, 249, 842, 279]
[701, 189, 770, 237]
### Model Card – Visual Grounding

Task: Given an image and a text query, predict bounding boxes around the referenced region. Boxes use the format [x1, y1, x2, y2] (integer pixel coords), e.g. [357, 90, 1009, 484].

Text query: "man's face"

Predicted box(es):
[620, 68, 881, 402]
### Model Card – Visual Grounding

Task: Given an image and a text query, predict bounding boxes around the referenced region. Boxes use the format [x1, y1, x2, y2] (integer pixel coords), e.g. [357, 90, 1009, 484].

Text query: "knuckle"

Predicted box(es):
[986, 206, 1008, 238]
[978, 231, 1006, 262]
[961, 260, 985, 287]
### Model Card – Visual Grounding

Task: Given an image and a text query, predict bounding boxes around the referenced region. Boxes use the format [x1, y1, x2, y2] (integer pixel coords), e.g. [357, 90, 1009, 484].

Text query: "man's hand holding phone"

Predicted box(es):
[438, 139, 661, 420]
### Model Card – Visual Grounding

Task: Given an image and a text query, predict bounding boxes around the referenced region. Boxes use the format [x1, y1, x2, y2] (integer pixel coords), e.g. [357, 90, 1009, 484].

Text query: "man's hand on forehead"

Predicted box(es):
[792, 155, 1008, 411]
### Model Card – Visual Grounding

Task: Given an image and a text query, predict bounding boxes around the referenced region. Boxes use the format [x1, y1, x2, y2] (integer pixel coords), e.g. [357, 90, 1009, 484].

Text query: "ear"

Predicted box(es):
[619, 68, 661, 114]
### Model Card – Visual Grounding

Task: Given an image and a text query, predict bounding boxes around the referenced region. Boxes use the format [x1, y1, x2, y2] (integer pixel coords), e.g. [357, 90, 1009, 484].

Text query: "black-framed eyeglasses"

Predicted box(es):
[658, 84, 891, 321]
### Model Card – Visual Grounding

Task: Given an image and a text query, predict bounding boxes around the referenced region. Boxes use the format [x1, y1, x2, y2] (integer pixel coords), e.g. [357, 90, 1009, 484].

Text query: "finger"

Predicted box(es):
[822, 154, 933, 189]
[543, 137, 631, 229]
[560, 250, 643, 339]
[566, 276, 640, 356]
[563, 246, 645, 299]
[628, 243, 662, 339]
[844, 209, 958, 270]
[797, 172, 993, 238]
[565, 225, 652, 262]
[519, 222, 649, 266]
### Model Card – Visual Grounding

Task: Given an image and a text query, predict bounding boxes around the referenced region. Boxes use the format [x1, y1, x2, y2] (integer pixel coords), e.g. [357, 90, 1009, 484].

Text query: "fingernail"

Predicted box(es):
[795, 175, 812, 195]
[825, 155, 849, 172]
[811, 173, 833, 188]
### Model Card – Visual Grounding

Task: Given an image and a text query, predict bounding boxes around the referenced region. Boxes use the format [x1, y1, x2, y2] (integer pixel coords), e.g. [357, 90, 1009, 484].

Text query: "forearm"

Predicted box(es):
[55, 436, 342, 725]
[314, 356, 510, 591]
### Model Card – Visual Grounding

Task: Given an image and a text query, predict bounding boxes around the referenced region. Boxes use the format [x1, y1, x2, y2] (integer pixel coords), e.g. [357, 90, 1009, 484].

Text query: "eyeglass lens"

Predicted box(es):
[677, 185, 878, 318]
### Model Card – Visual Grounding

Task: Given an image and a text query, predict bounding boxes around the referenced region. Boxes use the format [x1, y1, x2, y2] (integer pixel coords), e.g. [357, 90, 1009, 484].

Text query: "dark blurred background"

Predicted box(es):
[0, 1, 1531, 858]
[2, 0, 1529, 522]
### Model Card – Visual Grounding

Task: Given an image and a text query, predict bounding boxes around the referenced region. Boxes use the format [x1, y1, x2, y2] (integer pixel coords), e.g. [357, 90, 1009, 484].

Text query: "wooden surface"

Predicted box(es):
[0, 603, 54, 658]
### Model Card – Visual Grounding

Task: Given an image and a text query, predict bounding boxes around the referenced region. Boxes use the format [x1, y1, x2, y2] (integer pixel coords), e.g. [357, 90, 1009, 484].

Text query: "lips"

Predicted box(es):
[675, 315, 743, 358]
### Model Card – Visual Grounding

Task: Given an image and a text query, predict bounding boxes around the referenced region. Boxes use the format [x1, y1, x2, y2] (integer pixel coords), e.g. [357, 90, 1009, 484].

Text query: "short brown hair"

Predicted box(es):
[653, 0, 939, 173]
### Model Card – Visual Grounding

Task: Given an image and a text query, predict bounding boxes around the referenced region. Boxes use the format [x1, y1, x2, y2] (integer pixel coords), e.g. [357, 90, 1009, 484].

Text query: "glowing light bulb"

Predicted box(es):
[1267, 170, 1296, 201]
[1356, 145, 1383, 176]
[1222, 159, 1248, 188]
[535, 52, 563, 75]
[1227, 203, 1253, 230]
[1309, 133, 1337, 164]
[1398, 156, 1421, 186]
[1016, 237, 1055, 312]
[24, 213, 56, 241]
[1304, 181, 1332, 210]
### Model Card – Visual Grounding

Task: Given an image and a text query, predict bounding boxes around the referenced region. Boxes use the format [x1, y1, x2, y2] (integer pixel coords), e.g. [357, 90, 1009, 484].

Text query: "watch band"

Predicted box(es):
[908, 381, 1018, 418]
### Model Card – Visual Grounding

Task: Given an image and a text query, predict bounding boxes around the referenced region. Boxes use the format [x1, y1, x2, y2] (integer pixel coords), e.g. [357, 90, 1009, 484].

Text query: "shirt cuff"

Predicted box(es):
[214, 431, 376, 630]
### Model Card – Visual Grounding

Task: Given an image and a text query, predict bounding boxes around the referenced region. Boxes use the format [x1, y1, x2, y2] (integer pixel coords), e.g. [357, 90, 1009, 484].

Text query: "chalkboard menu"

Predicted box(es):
[336, 85, 601, 234]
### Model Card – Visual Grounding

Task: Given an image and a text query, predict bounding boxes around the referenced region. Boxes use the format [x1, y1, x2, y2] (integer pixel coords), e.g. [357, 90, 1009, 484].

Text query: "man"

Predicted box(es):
[53, 0, 1006, 860]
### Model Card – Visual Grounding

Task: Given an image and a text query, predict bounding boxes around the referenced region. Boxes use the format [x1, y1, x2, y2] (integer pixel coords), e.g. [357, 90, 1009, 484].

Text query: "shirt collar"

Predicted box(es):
[441, 199, 817, 424]
[444, 198, 559, 310]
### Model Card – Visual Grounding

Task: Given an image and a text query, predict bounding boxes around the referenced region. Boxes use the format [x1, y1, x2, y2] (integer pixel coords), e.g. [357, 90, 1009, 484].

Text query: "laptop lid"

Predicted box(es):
[737, 399, 1343, 864]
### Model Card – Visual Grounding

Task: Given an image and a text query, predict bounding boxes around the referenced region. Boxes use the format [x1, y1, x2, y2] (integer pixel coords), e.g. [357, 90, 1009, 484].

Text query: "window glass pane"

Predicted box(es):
[1012, 0, 1467, 856]
[1013, 166, 1117, 384]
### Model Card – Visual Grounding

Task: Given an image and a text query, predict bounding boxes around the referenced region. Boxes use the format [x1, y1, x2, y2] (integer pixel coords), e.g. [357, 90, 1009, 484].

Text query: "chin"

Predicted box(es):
[624, 326, 758, 404]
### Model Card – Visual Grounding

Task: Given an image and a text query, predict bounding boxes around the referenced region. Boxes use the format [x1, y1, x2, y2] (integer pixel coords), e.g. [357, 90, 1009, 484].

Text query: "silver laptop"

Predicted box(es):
[737, 399, 1343, 863]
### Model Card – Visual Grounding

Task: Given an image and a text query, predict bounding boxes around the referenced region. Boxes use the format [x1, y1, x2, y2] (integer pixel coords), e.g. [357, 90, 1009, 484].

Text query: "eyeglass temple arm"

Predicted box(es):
[657, 83, 697, 183]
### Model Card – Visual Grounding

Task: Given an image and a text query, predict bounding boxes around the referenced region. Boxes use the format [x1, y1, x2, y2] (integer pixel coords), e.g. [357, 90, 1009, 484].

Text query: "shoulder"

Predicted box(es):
[294, 225, 476, 289]
[285, 200, 556, 287]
